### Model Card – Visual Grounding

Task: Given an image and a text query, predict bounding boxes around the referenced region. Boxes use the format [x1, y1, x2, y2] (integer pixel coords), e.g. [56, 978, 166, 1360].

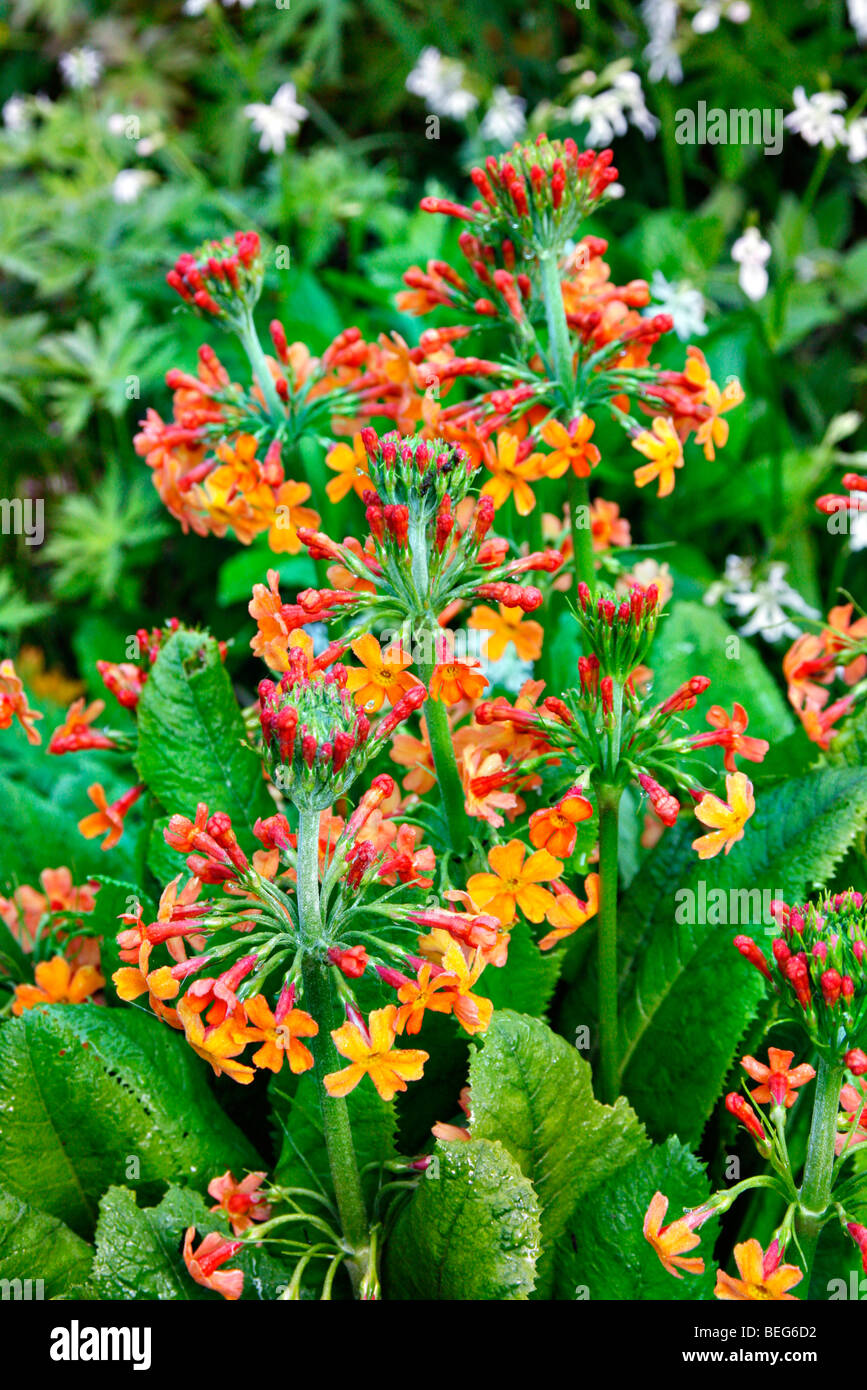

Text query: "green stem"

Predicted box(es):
[296, 809, 369, 1290]
[795, 1055, 844, 1291]
[239, 311, 287, 425]
[539, 250, 575, 405]
[596, 784, 623, 1105]
[408, 515, 471, 857]
[570, 471, 596, 598]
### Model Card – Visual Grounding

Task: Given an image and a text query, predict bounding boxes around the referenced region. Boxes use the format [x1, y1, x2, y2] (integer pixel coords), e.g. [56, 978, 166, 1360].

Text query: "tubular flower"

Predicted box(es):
[539, 415, 600, 478]
[736, 890, 867, 1061]
[691, 773, 755, 859]
[77, 783, 145, 851]
[642, 1191, 712, 1279]
[182, 1229, 244, 1301]
[12, 955, 104, 1015]
[1, 867, 98, 955]
[714, 1240, 802, 1301]
[782, 603, 867, 747]
[740, 1048, 816, 1109]
[244, 989, 319, 1075]
[48, 697, 116, 755]
[589, 497, 631, 552]
[467, 840, 563, 926]
[0, 659, 43, 745]
[429, 657, 488, 705]
[538, 873, 600, 951]
[632, 417, 684, 497]
[324, 1004, 429, 1101]
[208, 1171, 272, 1235]
[460, 745, 522, 828]
[690, 703, 770, 773]
[177, 995, 260, 1085]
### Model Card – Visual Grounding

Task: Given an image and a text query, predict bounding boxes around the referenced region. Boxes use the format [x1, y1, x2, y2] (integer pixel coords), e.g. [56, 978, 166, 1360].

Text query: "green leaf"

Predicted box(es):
[0, 1005, 260, 1238]
[650, 601, 793, 742]
[552, 1137, 718, 1300]
[616, 768, 867, 1141]
[135, 628, 272, 843]
[92, 1185, 291, 1301]
[383, 1138, 540, 1300]
[469, 1012, 647, 1253]
[86, 879, 157, 1005]
[0, 773, 133, 884]
[0, 1183, 92, 1298]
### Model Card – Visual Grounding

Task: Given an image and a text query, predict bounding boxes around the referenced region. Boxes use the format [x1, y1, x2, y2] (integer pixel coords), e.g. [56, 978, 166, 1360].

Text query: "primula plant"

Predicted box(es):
[3, 11, 867, 1317]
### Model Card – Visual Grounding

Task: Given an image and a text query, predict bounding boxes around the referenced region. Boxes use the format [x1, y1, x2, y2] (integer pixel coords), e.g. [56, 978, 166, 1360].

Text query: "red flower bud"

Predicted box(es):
[726, 1092, 766, 1143]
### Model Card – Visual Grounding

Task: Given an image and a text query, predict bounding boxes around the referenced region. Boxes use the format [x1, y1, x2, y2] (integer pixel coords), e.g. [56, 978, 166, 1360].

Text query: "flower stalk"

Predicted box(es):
[596, 783, 623, 1105]
[795, 1055, 845, 1282]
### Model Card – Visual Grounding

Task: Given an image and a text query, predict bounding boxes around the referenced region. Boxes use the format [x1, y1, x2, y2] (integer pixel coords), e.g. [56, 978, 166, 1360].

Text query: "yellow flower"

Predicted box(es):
[691, 772, 755, 859]
[268, 479, 320, 554]
[538, 873, 600, 951]
[642, 1191, 706, 1279]
[468, 603, 543, 662]
[324, 1005, 428, 1101]
[539, 415, 600, 478]
[467, 839, 563, 926]
[13, 955, 104, 1015]
[325, 433, 371, 503]
[345, 633, 419, 712]
[632, 416, 683, 497]
[714, 1239, 802, 1300]
[480, 429, 545, 516]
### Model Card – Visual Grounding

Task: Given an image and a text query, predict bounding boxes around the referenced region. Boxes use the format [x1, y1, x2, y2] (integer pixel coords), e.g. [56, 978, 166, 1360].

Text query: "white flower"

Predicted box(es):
[244, 82, 308, 155]
[784, 87, 848, 150]
[642, 0, 683, 84]
[480, 87, 526, 145]
[570, 69, 658, 146]
[731, 226, 771, 302]
[112, 169, 152, 204]
[846, 116, 867, 163]
[59, 46, 103, 90]
[647, 270, 707, 340]
[724, 562, 820, 643]
[848, 0, 867, 43]
[2, 95, 30, 131]
[405, 47, 477, 120]
[692, 0, 750, 32]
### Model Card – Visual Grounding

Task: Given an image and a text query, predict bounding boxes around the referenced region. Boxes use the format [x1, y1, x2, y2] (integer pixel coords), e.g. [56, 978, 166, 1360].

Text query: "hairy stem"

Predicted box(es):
[795, 1055, 844, 1292]
[596, 784, 623, 1106]
[296, 809, 369, 1289]
[239, 311, 287, 425]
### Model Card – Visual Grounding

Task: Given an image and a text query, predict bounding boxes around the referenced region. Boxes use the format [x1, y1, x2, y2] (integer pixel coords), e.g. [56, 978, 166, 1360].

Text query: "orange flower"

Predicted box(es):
[430, 658, 488, 705]
[783, 632, 832, 712]
[740, 1048, 815, 1108]
[714, 1239, 802, 1301]
[244, 992, 318, 1075]
[824, 602, 867, 686]
[324, 1004, 428, 1101]
[539, 415, 600, 478]
[48, 696, 114, 755]
[468, 603, 543, 662]
[112, 941, 180, 1017]
[691, 772, 755, 859]
[590, 497, 631, 552]
[390, 719, 435, 795]
[538, 873, 600, 951]
[467, 840, 563, 926]
[632, 416, 684, 497]
[177, 995, 258, 1085]
[480, 429, 545, 516]
[692, 702, 770, 774]
[12, 954, 104, 1015]
[345, 634, 419, 712]
[0, 658, 43, 745]
[394, 962, 458, 1035]
[183, 1229, 244, 1301]
[325, 433, 371, 503]
[268, 479, 320, 554]
[694, 376, 744, 461]
[438, 940, 493, 1036]
[461, 745, 520, 828]
[529, 788, 594, 857]
[208, 1171, 272, 1235]
[800, 695, 855, 749]
[643, 1191, 706, 1279]
[77, 782, 144, 851]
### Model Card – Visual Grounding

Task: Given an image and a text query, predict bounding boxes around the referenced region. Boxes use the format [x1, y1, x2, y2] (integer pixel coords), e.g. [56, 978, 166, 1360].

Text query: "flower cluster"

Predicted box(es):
[475, 582, 766, 858]
[783, 601, 867, 748]
[167, 231, 264, 327]
[735, 889, 867, 1062]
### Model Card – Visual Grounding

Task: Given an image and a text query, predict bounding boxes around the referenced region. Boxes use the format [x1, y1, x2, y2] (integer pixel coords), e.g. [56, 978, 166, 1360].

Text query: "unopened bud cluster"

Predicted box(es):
[167, 232, 264, 327]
